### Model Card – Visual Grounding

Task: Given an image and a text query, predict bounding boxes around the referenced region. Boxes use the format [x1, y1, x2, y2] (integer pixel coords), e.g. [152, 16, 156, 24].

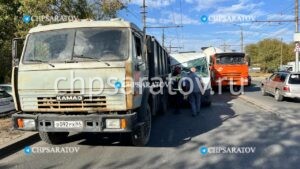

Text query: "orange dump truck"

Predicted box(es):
[210, 52, 249, 89]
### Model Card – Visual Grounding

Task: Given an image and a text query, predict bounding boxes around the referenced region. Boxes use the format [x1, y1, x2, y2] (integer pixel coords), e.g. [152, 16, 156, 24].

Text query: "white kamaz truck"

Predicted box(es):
[11, 19, 170, 146]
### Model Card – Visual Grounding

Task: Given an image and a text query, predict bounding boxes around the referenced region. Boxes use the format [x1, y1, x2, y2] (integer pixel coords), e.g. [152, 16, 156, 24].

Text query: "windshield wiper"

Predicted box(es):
[73, 55, 96, 60]
[26, 59, 55, 67]
[97, 58, 110, 66]
[73, 55, 110, 66]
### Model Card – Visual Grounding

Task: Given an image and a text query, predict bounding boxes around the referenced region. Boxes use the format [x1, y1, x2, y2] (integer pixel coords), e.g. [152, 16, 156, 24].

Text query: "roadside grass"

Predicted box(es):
[249, 72, 272, 78]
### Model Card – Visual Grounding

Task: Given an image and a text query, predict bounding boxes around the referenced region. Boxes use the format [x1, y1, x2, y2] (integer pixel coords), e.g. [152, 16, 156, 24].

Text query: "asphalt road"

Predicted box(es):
[0, 83, 299, 169]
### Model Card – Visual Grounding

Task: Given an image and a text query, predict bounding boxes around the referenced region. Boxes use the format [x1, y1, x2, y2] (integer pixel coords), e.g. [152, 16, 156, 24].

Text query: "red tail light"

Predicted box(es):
[283, 85, 290, 92]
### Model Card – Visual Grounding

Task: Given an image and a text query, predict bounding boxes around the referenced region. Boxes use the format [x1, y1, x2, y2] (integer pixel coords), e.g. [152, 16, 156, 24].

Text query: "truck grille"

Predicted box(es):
[37, 96, 107, 109]
[221, 72, 241, 78]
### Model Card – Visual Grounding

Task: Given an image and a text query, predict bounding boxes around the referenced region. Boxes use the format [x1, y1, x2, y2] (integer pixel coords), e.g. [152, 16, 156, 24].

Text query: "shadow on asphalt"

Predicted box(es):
[2, 84, 300, 169]
[57, 93, 238, 148]
[99, 101, 300, 169]
[244, 84, 261, 93]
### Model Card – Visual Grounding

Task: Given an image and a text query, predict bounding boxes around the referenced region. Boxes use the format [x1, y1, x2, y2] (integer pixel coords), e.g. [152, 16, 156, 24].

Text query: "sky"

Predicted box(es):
[118, 0, 296, 52]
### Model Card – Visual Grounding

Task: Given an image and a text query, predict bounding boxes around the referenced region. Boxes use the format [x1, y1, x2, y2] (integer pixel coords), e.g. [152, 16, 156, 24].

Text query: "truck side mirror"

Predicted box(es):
[13, 58, 20, 67]
[12, 38, 24, 67]
[136, 61, 146, 71]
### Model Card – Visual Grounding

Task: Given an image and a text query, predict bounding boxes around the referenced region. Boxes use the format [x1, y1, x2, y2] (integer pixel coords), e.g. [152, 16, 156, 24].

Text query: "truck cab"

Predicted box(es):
[210, 52, 249, 88]
[170, 52, 212, 106]
[11, 19, 169, 146]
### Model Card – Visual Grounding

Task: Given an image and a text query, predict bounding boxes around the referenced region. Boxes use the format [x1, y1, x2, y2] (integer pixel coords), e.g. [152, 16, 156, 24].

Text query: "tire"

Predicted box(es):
[233, 86, 241, 92]
[202, 92, 212, 107]
[160, 92, 168, 115]
[275, 89, 284, 101]
[131, 104, 152, 146]
[261, 86, 267, 96]
[39, 132, 69, 145]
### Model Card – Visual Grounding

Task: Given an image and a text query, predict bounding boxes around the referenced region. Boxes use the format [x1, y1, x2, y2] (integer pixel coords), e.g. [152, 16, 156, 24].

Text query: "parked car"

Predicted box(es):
[0, 84, 12, 96]
[0, 89, 15, 114]
[261, 71, 300, 101]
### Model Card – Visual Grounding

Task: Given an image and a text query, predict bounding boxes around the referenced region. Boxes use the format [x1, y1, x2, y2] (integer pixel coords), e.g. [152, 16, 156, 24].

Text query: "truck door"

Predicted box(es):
[132, 33, 148, 107]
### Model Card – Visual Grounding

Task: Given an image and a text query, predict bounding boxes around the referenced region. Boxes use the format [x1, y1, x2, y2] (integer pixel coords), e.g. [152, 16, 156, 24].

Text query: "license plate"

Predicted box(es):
[54, 121, 83, 128]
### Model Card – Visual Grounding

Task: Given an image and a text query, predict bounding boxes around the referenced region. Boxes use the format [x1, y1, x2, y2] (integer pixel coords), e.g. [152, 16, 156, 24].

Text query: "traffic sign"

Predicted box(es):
[294, 42, 300, 52]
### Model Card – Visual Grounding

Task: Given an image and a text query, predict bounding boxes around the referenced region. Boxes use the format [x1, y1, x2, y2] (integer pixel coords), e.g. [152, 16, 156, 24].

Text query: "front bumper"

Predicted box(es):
[12, 112, 137, 132]
[212, 78, 248, 86]
[283, 92, 300, 99]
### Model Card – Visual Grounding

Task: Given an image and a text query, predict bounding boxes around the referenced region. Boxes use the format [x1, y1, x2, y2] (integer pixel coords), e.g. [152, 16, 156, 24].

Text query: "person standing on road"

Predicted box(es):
[187, 67, 203, 117]
[171, 66, 183, 114]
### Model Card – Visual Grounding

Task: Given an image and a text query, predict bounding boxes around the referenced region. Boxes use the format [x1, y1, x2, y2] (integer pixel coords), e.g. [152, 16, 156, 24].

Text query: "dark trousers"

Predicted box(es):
[188, 92, 201, 115]
[172, 92, 182, 113]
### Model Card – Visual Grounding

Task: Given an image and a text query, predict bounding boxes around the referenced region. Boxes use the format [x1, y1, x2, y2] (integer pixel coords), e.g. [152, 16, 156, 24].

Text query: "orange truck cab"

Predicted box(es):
[210, 52, 249, 88]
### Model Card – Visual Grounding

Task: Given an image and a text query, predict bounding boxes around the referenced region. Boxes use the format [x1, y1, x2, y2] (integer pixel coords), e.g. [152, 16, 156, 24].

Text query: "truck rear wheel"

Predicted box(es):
[131, 104, 151, 146]
[39, 132, 69, 145]
[160, 92, 168, 115]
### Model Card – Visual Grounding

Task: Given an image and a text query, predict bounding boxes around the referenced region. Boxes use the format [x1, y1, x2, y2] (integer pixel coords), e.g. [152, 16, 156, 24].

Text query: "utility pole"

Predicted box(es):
[296, 0, 299, 32]
[141, 0, 147, 59]
[296, 0, 299, 72]
[220, 42, 229, 52]
[146, 25, 183, 49]
[220, 44, 240, 52]
[280, 38, 283, 69]
[241, 26, 244, 52]
[140, 0, 182, 52]
[162, 28, 165, 48]
[233, 24, 244, 52]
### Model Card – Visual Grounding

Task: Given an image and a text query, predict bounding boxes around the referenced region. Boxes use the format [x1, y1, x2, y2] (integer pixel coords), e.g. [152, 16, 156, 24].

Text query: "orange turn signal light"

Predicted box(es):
[121, 119, 127, 129]
[17, 118, 24, 128]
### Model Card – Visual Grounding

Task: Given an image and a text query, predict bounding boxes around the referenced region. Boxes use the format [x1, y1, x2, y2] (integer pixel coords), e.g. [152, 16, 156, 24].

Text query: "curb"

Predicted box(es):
[238, 94, 299, 125]
[0, 132, 40, 159]
[239, 94, 277, 113]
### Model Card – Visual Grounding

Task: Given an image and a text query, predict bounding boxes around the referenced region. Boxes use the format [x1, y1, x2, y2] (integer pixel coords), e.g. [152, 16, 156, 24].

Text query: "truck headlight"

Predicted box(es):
[106, 119, 120, 129]
[17, 118, 36, 130]
[105, 119, 127, 129]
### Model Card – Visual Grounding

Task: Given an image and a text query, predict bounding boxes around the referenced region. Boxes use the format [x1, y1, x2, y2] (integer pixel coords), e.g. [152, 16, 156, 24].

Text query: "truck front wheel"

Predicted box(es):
[131, 104, 152, 146]
[39, 132, 69, 145]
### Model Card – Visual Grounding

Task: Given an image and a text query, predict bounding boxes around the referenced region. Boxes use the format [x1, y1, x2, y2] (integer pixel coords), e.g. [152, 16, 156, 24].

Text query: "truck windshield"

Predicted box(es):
[180, 57, 209, 77]
[216, 54, 245, 65]
[23, 28, 129, 63]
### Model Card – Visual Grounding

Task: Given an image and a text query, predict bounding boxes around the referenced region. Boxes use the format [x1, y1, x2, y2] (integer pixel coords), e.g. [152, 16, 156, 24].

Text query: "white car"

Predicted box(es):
[0, 89, 15, 114]
[0, 84, 12, 96]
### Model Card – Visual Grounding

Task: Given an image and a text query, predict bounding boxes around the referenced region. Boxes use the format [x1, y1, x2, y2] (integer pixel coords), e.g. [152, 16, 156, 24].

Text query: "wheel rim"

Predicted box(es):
[275, 90, 279, 100]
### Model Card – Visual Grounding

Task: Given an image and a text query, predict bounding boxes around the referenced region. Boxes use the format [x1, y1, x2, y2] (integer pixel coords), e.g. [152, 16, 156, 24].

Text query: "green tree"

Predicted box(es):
[245, 39, 295, 73]
[0, 0, 21, 83]
[100, 0, 128, 18]
[0, 0, 128, 83]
